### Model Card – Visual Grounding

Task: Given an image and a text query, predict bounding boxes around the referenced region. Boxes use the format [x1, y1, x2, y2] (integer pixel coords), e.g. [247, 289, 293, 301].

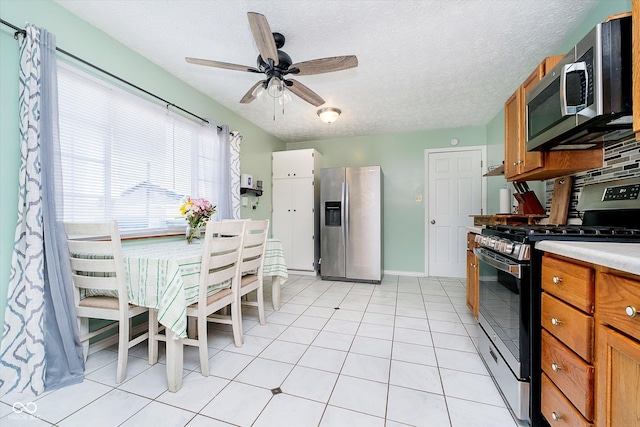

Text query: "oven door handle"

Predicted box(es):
[474, 247, 523, 279]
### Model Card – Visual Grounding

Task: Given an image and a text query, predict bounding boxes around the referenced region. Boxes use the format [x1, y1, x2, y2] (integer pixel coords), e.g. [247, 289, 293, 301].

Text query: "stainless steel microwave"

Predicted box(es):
[526, 16, 633, 151]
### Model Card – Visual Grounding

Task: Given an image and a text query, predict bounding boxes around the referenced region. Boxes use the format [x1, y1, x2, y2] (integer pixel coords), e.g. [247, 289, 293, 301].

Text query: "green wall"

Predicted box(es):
[0, 0, 284, 320]
[287, 126, 487, 274]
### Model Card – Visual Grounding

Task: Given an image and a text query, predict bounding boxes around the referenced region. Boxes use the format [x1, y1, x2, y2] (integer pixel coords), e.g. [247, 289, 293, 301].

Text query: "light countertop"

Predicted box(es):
[535, 241, 640, 276]
[466, 225, 484, 234]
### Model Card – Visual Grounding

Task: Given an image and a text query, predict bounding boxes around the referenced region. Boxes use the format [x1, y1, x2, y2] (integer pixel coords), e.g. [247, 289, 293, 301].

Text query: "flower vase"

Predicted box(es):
[186, 225, 201, 244]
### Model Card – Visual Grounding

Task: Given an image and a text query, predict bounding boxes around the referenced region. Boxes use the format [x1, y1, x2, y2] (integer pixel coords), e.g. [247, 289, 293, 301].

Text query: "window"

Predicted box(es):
[57, 63, 222, 232]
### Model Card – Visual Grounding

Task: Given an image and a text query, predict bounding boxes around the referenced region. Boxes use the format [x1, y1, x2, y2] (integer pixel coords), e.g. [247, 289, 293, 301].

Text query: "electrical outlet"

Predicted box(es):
[414, 194, 423, 203]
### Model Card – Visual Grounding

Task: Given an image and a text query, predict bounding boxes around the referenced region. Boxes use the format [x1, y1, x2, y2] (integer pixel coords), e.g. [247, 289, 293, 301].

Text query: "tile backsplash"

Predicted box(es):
[545, 137, 640, 221]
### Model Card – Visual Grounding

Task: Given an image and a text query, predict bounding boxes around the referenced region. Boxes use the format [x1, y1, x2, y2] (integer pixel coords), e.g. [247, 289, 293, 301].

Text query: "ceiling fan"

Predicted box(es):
[185, 12, 358, 108]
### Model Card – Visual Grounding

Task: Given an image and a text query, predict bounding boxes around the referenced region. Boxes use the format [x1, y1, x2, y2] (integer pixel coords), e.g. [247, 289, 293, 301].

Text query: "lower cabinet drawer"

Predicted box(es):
[542, 292, 594, 362]
[542, 330, 594, 421]
[542, 374, 593, 427]
[596, 272, 640, 341]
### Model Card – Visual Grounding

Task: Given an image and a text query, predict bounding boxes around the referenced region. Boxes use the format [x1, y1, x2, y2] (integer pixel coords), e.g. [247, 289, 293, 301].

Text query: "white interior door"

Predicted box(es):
[426, 148, 483, 278]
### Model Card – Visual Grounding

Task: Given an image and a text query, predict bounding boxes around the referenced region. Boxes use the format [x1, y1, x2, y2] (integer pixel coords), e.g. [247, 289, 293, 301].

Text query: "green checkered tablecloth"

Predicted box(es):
[120, 238, 288, 338]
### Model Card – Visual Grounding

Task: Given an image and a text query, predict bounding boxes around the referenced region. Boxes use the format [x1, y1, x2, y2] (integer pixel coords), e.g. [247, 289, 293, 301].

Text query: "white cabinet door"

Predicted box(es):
[272, 149, 315, 179]
[272, 179, 293, 267]
[290, 178, 315, 271]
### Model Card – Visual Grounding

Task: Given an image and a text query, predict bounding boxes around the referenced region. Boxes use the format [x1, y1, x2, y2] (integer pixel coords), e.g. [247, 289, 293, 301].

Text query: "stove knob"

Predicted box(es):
[504, 242, 514, 254]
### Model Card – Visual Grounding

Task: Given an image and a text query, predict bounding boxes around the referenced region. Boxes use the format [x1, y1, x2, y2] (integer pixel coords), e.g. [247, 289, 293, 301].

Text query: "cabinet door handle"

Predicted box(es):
[551, 412, 562, 421]
[551, 363, 563, 372]
[552, 276, 563, 285]
[626, 305, 637, 318]
[551, 317, 562, 326]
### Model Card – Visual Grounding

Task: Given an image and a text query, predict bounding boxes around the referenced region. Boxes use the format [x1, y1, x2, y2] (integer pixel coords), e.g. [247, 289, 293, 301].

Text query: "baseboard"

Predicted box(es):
[287, 269, 318, 277]
[87, 323, 149, 356]
[383, 270, 426, 277]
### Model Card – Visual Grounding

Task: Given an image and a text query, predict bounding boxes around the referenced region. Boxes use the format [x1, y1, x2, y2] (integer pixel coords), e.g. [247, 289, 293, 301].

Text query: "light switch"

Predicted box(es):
[414, 194, 423, 202]
[241, 196, 248, 207]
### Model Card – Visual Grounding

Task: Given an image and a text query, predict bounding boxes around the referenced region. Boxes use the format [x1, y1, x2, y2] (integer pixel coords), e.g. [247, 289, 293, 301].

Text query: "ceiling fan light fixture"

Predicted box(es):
[278, 89, 292, 105]
[267, 77, 284, 98]
[317, 107, 341, 124]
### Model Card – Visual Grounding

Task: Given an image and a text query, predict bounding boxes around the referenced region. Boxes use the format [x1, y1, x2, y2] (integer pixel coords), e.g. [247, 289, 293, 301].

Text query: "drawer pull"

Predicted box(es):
[551, 317, 562, 326]
[552, 276, 562, 285]
[551, 412, 562, 421]
[626, 305, 637, 318]
[551, 363, 563, 372]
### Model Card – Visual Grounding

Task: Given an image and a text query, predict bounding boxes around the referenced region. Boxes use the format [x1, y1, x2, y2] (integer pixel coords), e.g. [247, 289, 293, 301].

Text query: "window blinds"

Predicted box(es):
[57, 63, 220, 231]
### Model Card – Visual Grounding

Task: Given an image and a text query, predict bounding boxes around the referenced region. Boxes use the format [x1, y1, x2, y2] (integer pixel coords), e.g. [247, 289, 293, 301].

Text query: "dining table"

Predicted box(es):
[120, 236, 288, 392]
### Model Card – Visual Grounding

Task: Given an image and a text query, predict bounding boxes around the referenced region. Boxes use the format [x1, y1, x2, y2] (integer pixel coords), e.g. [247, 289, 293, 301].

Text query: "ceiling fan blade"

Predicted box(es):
[240, 81, 264, 104]
[247, 12, 279, 66]
[185, 57, 259, 73]
[287, 79, 325, 107]
[291, 55, 358, 76]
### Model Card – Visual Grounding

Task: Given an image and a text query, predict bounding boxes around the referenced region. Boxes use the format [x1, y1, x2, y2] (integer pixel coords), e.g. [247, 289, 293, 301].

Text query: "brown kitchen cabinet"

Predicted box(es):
[540, 254, 596, 425]
[595, 270, 640, 427]
[504, 56, 603, 182]
[634, 0, 640, 141]
[466, 232, 479, 318]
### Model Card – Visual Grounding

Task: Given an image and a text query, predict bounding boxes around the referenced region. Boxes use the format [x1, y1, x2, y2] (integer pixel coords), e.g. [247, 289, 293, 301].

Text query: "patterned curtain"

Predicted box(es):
[229, 131, 242, 219]
[0, 24, 83, 397]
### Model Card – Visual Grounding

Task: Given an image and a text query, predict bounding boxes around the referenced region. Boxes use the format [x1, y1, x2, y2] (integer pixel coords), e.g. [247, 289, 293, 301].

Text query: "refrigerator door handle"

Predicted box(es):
[345, 182, 349, 247]
[341, 181, 347, 245]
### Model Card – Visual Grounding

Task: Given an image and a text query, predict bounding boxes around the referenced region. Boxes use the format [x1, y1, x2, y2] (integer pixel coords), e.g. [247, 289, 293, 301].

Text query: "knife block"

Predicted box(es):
[517, 191, 546, 215]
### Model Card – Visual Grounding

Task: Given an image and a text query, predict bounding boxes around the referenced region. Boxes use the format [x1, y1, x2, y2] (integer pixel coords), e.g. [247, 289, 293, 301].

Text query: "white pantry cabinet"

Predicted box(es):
[272, 149, 322, 273]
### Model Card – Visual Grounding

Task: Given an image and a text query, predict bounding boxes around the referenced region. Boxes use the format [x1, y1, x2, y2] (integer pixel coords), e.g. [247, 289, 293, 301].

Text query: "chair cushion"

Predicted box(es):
[78, 296, 120, 309]
[241, 274, 258, 287]
[189, 288, 234, 309]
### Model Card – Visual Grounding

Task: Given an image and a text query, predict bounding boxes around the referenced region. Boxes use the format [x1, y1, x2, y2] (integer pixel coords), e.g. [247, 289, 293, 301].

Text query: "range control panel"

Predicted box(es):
[577, 177, 640, 211]
[602, 183, 640, 201]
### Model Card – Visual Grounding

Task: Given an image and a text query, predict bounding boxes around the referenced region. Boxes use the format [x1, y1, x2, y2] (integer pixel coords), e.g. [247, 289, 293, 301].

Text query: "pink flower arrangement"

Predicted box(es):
[180, 197, 216, 230]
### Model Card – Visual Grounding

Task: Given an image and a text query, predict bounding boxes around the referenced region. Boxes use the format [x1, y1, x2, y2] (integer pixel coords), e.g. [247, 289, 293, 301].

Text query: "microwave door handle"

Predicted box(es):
[560, 61, 588, 116]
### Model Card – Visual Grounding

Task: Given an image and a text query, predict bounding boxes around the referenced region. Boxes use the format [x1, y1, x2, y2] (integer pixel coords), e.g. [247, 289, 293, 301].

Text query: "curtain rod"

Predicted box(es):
[1, 18, 224, 131]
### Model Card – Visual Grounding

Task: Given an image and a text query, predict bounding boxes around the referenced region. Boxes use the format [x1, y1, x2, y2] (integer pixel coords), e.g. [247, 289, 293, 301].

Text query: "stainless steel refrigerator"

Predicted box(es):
[320, 166, 383, 283]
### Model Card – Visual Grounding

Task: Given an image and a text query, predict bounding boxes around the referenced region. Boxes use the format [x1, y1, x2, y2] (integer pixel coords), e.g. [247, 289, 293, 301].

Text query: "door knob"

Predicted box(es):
[430, 220, 436, 224]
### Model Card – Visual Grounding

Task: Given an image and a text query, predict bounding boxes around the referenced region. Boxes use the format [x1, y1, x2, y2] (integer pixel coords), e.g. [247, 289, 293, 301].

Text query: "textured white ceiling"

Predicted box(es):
[53, 0, 600, 143]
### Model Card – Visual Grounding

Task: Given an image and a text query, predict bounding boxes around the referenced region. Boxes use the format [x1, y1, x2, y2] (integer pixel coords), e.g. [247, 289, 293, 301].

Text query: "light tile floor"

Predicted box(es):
[1, 275, 524, 427]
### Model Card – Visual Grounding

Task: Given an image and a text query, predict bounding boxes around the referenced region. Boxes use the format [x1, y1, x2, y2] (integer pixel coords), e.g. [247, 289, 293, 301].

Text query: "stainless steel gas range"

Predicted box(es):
[474, 177, 640, 425]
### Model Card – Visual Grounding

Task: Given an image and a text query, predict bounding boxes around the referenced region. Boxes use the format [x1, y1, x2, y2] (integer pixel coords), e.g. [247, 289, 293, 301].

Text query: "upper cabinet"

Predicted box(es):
[504, 56, 604, 181]
[272, 149, 317, 179]
[634, 0, 640, 141]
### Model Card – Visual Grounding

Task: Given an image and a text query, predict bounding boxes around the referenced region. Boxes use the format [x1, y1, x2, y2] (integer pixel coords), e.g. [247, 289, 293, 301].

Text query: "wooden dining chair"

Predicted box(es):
[153, 220, 246, 377]
[65, 221, 149, 384]
[238, 219, 270, 333]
